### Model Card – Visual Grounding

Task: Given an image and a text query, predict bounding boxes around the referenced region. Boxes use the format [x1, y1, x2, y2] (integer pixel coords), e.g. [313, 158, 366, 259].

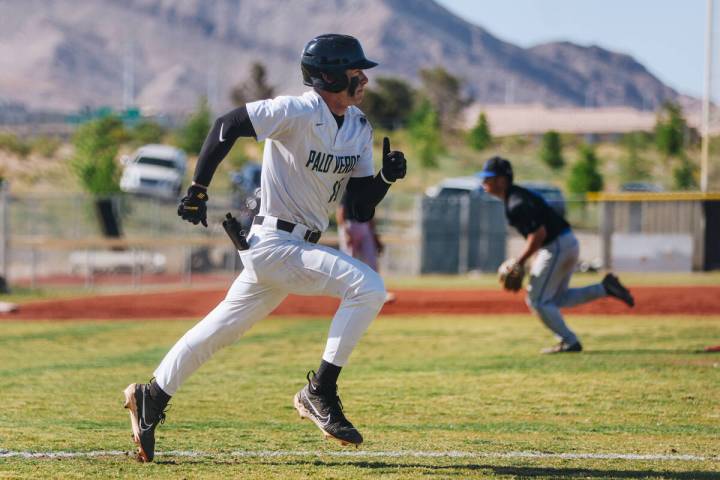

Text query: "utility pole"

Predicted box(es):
[701, 0, 714, 192]
[123, 32, 135, 110]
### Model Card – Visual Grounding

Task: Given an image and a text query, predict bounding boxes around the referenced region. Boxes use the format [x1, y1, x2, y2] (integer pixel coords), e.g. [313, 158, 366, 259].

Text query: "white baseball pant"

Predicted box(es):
[154, 217, 387, 395]
[525, 231, 606, 344]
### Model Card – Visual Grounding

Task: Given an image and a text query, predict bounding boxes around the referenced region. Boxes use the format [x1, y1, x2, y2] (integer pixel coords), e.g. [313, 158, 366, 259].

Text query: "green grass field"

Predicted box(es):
[1, 312, 719, 479]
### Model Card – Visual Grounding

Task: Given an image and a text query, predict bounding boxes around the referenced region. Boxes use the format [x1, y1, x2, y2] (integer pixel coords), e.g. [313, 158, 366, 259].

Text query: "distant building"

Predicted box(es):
[464, 104, 709, 139]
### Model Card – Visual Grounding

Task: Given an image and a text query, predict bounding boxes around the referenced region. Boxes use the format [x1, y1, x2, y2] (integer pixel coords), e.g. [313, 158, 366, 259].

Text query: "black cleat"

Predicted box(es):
[293, 372, 363, 446]
[602, 273, 635, 307]
[542, 340, 583, 354]
[123, 383, 168, 462]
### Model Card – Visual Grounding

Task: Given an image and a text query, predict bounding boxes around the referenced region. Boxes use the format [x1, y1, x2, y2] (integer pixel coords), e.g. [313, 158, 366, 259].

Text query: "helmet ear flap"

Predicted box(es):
[320, 71, 349, 93]
[301, 64, 348, 93]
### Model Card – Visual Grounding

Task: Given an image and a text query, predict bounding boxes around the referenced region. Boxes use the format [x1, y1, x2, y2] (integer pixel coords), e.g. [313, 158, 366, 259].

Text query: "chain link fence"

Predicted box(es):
[2, 188, 714, 292]
[0, 189, 423, 290]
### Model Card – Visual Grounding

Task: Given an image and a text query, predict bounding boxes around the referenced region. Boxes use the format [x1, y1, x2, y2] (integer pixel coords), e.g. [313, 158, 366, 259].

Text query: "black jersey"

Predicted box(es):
[505, 184, 570, 245]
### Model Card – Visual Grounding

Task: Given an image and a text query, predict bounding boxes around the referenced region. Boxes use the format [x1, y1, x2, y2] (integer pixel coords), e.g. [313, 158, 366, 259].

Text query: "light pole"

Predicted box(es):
[701, 0, 714, 192]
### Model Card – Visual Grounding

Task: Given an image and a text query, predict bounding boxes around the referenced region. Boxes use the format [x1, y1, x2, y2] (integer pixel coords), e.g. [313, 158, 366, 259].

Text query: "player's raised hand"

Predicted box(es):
[178, 184, 209, 227]
[381, 137, 407, 183]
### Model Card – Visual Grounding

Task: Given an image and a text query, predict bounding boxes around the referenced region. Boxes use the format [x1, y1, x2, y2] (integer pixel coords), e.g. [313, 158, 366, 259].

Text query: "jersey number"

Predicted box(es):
[329, 179, 343, 203]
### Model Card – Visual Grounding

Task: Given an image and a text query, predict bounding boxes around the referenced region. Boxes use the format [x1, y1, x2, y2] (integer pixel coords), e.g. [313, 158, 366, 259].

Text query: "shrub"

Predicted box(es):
[130, 119, 166, 146]
[468, 112, 492, 151]
[408, 99, 443, 169]
[654, 101, 687, 157]
[539, 130, 564, 170]
[567, 145, 604, 194]
[178, 98, 212, 155]
[0, 133, 31, 157]
[69, 116, 126, 195]
[673, 155, 698, 190]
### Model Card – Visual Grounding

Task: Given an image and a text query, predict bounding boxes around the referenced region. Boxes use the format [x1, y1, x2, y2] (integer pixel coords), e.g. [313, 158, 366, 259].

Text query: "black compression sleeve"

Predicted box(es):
[345, 174, 392, 222]
[193, 106, 257, 187]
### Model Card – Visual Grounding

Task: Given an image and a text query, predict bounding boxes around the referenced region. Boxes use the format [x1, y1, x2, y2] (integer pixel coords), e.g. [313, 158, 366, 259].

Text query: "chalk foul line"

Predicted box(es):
[0, 449, 716, 462]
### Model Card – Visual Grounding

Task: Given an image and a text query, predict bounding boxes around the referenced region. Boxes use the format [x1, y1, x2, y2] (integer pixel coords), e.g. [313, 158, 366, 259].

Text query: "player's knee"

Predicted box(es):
[356, 269, 386, 306]
[526, 294, 550, 313]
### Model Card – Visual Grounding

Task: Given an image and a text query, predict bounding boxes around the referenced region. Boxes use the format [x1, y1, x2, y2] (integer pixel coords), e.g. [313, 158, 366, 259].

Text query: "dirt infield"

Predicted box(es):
[4, 286, 720, 320]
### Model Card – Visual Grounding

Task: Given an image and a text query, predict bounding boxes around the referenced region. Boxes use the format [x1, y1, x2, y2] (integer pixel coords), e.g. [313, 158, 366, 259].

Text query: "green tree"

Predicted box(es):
[178, 98, 212, 155]
[408, 99, 443, 169]
[618, 132, 651, 183]
[539, 130, 564, 170]
[673, 155, 698, 190]
[654, 101, 687, 157]
[130, 119, 165, 146]
[231, 62, 276, 105]
[360, 77, 415, 130]
[468, 112, 492, 151]
[69, 116, 126, 195]
[567, 145, 604, 195]
[418, 67, 469, 130]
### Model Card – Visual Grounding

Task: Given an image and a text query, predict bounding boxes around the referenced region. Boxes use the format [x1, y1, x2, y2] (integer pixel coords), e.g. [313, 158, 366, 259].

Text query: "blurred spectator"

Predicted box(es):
[337, 193, 395, 304]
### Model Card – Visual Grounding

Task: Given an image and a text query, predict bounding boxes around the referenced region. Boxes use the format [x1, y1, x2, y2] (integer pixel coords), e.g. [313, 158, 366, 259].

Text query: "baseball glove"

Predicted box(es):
[498, 258, 525, 292]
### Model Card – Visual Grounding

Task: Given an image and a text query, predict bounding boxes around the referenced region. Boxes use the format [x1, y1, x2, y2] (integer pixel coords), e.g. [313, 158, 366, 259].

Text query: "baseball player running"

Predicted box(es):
[479, 156, 634, 354]
[123, 34, 407, 462]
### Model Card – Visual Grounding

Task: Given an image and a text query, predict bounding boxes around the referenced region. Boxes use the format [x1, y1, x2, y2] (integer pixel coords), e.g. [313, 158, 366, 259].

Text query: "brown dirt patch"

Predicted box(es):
[3, 286, 720, 321]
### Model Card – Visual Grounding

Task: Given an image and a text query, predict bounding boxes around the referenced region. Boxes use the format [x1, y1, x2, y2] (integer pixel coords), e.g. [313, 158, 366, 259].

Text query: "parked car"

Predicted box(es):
[425, 176, 489, 198]
[518, 182, 567, 218]
[426, 177, 566, 217]
[620, 182, 664, 192]
[120, 144, 187, 200]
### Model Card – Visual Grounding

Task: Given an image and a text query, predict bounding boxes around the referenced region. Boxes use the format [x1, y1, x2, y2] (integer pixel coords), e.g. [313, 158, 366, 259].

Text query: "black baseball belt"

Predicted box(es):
[253, 215, 322, 244]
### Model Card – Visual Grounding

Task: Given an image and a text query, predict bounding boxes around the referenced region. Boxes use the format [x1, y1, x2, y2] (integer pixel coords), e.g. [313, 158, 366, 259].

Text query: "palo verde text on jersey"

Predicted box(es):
[306, 150, 359, 175]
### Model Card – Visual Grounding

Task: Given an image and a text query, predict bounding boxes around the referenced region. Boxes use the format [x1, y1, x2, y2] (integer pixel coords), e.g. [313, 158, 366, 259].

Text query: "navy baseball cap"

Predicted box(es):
[477, 156, 513, 179]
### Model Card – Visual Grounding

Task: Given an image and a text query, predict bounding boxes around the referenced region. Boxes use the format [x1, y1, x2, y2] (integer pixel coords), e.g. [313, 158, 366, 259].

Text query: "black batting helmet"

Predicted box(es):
[301, 34, 378, 93]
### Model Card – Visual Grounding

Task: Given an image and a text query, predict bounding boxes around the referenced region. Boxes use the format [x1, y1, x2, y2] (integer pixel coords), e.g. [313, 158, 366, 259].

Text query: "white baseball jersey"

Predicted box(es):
[246, 91, 375, 232]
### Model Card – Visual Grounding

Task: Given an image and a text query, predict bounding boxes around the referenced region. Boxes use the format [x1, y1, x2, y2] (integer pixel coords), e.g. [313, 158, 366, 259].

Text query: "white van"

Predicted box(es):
[120, 144, 186, 199]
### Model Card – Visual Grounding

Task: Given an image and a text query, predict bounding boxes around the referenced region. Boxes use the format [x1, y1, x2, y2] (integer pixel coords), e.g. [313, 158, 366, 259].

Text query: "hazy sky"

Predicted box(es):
[435, 0, 709, 97]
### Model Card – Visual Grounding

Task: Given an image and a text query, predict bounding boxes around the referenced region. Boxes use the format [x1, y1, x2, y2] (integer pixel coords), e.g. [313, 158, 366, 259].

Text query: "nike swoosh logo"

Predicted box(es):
[303, 390, 331, 426]
[139, 418, 154, 433]
[139, 394, 154, 433]
[219, 122, 226, 142]
[315, 123, 324, 127]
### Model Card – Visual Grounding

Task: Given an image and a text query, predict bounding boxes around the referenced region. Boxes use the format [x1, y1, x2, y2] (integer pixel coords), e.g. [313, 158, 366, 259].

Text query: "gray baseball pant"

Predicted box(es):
[526, 231, 607, 344]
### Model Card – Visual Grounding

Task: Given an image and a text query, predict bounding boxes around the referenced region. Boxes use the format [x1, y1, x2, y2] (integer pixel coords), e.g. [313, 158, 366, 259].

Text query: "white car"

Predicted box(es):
[120, 144, 187, 199]
[425, 176, 488, 198]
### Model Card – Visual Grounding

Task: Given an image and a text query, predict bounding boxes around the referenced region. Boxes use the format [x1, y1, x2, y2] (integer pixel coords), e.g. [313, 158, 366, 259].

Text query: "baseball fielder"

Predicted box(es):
[123, 34, 407, 462]
[479, 156, 634, 353]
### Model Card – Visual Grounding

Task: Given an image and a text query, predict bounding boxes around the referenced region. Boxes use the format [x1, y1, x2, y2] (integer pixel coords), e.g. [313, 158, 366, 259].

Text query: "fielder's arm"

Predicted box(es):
[517, 225, 547, 265]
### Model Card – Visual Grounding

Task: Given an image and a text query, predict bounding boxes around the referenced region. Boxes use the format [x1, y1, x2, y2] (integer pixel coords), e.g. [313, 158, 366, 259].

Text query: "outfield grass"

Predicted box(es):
[0, 314, 719, 479]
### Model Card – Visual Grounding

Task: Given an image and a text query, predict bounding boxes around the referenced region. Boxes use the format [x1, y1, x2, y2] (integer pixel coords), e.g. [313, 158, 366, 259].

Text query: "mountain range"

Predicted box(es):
[0, 0, 680, 114]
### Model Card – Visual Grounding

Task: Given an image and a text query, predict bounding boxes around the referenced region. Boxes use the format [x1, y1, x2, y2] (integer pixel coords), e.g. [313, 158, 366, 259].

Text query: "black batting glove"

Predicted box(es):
[380, 137, 407, 183]
[178, 184, 209, 227]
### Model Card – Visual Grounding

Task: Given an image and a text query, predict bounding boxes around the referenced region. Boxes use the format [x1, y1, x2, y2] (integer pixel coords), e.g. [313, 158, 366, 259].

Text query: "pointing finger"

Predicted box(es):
[383, 136, 390, 159]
